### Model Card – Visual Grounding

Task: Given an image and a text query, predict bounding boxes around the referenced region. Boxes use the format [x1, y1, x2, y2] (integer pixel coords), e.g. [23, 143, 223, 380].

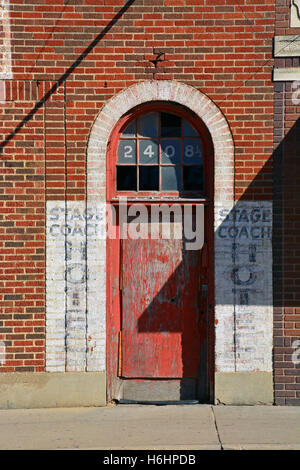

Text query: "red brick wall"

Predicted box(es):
[1, 1, 276, 374]
[0, 82, 45, 372]
[273, 0, 300, 405]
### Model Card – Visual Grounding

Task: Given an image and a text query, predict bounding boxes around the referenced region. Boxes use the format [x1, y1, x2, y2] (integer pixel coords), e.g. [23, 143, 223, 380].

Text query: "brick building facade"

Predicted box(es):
[0, 0, 299, 407]
[273, 0, 300, 405]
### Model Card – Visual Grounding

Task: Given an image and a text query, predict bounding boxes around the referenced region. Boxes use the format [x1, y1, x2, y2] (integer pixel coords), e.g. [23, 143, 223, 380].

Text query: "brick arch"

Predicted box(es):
[85, 80, 235, 376]
[87, 80, 234, 205]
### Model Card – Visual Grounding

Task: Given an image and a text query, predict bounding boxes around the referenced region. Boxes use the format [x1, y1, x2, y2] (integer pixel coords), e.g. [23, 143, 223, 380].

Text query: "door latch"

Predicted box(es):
[201, 284, 208, 298]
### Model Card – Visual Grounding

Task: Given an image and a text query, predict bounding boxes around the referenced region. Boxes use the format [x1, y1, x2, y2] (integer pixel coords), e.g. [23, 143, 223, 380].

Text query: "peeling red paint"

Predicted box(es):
[121, 235, 202, 378]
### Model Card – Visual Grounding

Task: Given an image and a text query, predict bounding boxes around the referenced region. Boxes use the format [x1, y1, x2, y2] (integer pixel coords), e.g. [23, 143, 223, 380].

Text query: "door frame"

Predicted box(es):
[106, 102, 215, 403]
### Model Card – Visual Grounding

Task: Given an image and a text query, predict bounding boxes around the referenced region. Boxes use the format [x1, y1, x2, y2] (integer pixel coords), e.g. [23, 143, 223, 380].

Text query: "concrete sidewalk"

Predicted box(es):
[0, 404, 299, 450]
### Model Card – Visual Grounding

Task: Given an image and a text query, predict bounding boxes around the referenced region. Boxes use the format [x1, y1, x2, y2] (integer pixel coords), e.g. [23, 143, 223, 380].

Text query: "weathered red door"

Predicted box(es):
[106, 104, 214, 402]
[121, 236, 201, 379]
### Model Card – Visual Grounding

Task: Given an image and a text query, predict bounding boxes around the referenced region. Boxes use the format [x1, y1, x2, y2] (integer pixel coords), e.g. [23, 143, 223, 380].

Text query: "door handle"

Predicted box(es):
[200, 284, 208, 299]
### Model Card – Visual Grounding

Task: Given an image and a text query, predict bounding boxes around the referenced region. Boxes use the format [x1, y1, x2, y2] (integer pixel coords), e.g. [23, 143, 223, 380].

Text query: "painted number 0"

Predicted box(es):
[164, 145, 175, 157]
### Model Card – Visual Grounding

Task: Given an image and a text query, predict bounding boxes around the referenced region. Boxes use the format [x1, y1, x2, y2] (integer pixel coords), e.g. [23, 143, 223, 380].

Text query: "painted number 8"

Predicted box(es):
[185, 145, 194, 158]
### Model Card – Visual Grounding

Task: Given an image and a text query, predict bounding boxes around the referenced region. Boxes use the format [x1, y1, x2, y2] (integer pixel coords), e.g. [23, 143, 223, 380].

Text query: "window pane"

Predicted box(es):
[138, 112, 158, 137]
[117, 166, 137, 190]
[183, 139, 203, 164]
[139, 166, 159, 190]
[183, 166, 203, 191]
[161, 139, 181, 165]
[161, 166, 181, 191]
[139, 139, 159, 165]
[183, 120, 198, 137]
[116, 111, 205, 195]
[161, 112, 181, 137]
[118, 139, 137, 164]
[122, 120, 136, 137]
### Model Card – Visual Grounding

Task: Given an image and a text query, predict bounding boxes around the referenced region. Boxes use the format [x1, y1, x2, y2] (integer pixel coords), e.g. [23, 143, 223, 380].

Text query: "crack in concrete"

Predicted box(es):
[211, 406, 223, 450]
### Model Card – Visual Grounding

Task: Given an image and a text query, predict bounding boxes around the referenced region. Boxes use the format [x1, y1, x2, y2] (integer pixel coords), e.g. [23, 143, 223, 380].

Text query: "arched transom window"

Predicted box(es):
[108, 103, 212, 200]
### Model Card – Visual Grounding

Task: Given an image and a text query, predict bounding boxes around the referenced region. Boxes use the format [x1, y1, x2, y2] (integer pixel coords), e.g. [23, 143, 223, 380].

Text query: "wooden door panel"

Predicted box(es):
[121, 236, 201, 378]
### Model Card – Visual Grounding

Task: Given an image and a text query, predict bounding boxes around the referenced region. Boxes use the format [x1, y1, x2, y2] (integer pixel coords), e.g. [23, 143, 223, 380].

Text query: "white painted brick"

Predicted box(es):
[291, 0, 300, 27]
[215, 201, 273, 373]
[46, 201, 107, 372]
[46, 201, 66, 372]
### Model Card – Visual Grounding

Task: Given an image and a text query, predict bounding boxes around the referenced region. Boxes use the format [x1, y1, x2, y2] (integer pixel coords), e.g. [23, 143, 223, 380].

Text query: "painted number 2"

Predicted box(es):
[124, 146, 133, 158]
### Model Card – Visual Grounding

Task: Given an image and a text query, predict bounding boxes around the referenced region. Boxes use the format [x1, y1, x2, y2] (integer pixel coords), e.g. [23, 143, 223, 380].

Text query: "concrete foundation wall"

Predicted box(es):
[215, 372, 274, 405]
[0, 372, 106, 409]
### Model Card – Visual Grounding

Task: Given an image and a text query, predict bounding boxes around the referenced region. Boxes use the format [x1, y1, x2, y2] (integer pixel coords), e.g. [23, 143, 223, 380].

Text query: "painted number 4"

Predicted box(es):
[143, 144, 155, 159]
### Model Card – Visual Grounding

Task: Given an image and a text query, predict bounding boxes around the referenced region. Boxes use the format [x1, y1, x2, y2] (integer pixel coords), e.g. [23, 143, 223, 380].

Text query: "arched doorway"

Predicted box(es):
[107, 102, 213, 403]
[86, 81, 234, 404]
